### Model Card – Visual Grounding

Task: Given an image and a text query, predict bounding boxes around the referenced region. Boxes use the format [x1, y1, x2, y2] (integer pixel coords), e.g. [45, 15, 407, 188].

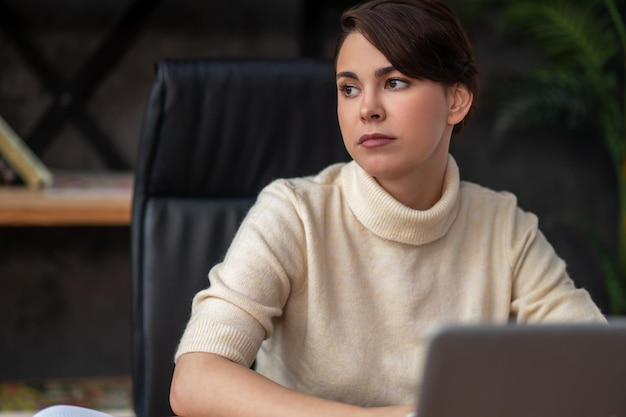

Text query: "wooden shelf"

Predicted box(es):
[0, 171, 133, 226]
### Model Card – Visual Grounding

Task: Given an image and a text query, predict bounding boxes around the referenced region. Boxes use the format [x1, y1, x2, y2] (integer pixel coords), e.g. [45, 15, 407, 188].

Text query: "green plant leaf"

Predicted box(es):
[493, 73, 599, 138]
[505, 0, 619, 72]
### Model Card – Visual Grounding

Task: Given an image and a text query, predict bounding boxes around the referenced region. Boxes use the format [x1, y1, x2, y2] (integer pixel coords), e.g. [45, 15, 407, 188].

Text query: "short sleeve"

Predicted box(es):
[174, 179, 309, 366]
[507, 205, 605, 323]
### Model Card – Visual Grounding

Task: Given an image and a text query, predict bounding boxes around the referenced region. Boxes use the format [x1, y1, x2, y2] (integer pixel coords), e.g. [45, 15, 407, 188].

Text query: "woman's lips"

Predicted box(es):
[358, 133, 396, 148]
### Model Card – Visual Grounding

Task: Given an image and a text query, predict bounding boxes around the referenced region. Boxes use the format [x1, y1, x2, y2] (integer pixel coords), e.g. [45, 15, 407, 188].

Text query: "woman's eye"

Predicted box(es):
[386, 78, 408, 90]
[339, 84, 359, 97]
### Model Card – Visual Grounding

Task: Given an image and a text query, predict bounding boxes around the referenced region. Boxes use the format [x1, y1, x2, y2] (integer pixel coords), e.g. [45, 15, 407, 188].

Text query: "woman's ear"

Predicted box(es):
[447, 83, 473, 126]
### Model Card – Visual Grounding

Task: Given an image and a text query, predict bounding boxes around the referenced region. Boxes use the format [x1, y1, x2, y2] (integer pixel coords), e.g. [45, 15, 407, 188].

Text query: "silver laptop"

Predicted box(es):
[416, 320, 626, 417]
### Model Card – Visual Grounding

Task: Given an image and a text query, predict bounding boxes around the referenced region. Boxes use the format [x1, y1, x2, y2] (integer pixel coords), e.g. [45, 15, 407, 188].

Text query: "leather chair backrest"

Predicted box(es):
[131, 59, 349, 417]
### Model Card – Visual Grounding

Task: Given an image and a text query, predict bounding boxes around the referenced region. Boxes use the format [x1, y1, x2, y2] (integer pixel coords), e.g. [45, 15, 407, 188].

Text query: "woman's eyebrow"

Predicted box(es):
[375, 66, 396, 78]
[336, 66, 396, 81]
[336, 71, 358, 81]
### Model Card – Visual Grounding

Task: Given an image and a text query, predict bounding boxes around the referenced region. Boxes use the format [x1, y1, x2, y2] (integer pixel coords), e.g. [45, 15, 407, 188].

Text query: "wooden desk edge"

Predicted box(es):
[0, 172, 134, 226]
[0, 208, 132, 226]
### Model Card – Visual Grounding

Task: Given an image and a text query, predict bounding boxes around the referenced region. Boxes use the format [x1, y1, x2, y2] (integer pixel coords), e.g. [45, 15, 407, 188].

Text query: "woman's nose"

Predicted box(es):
[360, 91, 385, 121]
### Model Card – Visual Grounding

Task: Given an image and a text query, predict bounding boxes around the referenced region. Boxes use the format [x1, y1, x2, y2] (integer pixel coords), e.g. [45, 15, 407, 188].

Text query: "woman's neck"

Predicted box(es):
[374, 154, 449, 211]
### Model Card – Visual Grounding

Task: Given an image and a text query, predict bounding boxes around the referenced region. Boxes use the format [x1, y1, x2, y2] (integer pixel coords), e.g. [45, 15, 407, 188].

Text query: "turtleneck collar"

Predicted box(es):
[341, 154, 461, 245]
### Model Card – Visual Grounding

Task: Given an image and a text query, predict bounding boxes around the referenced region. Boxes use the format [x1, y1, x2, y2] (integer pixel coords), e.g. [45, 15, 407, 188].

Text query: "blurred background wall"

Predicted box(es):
[0, 0, 617, 381]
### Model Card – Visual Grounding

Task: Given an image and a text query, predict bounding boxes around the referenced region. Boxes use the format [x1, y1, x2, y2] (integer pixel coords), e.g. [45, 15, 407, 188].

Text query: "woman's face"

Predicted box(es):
[336, 32, 469, 189]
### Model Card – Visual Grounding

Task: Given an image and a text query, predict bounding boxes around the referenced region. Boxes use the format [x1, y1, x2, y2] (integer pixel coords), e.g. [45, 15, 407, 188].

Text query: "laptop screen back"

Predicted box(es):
[416, 322, 626, 417]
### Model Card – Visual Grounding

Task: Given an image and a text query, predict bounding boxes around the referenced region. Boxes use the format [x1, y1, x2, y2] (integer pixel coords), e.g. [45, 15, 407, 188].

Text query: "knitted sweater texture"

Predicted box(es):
[175, 156, 605, 407]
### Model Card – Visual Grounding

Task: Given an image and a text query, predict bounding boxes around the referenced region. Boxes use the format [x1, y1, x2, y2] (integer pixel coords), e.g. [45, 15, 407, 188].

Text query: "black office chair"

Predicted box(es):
[131, 59, 349, 417]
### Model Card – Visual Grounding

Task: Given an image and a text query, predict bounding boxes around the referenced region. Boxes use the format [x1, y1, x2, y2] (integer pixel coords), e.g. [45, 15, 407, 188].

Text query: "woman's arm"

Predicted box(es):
[505, 207, 605, 323]
[170, 352, 413, 417]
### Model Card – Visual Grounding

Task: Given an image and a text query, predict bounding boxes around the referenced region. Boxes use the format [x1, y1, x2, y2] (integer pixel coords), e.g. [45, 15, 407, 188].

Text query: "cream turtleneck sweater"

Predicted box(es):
[175, 156, 605, 407]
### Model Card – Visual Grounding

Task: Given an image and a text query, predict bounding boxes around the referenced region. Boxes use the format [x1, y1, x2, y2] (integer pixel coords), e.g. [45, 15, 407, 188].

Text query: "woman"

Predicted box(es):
[170, 1, 604, 417]
[34, 1, 605, 417]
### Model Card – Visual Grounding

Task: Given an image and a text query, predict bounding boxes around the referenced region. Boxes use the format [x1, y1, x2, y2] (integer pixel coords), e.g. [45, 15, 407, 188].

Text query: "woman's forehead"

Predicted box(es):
[335, 32, 393, 75]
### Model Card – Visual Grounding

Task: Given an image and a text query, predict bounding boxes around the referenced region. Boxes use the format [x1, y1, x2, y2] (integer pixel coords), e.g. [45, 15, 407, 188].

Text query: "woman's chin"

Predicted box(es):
[354, 158, 401, 179]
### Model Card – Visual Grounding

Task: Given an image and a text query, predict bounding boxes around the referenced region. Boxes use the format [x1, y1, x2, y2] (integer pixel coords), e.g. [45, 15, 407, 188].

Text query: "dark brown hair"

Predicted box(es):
[335, 0, 479, 133]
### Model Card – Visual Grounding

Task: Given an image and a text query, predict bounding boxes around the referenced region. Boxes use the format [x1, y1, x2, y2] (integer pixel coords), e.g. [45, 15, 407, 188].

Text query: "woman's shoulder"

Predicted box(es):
[458, 180, 539, 230]
[459, 180, 519, 207]
[251, 163, 348, 213]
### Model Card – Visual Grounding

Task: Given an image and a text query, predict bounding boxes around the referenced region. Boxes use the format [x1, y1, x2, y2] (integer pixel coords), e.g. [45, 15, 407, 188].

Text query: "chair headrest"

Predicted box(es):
[136, 58, 349, 198]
